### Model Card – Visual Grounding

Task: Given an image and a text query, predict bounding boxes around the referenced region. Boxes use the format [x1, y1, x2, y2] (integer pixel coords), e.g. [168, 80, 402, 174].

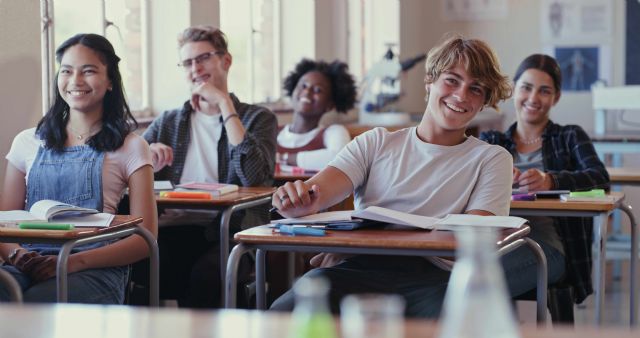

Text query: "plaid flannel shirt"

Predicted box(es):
[143, 94, 277, 237]
[480, 121, 610, 304]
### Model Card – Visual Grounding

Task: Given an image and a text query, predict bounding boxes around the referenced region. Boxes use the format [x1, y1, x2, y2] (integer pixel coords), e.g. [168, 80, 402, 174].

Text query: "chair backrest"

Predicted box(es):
[0, 269, 22, 303]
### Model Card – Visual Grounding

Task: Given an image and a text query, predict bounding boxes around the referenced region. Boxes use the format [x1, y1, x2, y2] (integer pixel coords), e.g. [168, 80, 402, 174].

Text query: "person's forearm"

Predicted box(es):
[70, 235, 150, 271]
[220, 98, 245, 145]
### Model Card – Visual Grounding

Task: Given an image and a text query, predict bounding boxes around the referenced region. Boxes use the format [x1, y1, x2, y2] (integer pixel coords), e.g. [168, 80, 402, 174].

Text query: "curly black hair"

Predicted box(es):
[283, 59, 357, 113]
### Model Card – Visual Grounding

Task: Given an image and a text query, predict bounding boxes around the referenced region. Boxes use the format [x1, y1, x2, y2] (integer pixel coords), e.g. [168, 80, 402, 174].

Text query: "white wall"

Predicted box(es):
[0, 0, 42, 192]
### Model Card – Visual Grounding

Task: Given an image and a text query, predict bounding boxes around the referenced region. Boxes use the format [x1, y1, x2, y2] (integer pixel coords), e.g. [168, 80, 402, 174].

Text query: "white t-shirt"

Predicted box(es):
[5, 128, 152, 214]
[180, 111, 223, 184]
[329, 127, 513, 218]
[277, 124, 351, 171]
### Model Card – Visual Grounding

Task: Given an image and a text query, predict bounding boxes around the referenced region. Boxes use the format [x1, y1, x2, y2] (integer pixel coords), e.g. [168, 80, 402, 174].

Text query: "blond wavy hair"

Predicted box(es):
[424, 35, 512, 110]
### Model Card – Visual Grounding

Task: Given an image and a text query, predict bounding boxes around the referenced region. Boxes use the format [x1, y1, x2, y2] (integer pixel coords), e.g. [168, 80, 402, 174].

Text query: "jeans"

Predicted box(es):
[0, 264, 128, 304]
[270, 236, 565, 318]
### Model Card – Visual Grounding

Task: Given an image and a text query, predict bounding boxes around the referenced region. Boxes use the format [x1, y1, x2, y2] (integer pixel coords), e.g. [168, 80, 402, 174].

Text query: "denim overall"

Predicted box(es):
[0, 145, 128, 303]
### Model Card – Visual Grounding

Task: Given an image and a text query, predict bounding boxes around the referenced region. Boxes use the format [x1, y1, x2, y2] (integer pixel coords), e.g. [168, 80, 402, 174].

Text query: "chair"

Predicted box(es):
[515, 282, 575, 325]
[0, 268, 22, 303]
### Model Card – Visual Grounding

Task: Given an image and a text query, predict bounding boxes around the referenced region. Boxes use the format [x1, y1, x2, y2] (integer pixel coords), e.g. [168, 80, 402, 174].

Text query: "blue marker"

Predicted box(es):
[278, 225, 325, 236]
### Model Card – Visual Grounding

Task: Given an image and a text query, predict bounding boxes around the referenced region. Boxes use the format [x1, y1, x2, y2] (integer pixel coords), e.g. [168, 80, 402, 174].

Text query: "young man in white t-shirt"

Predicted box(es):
[270, 36, 516, 317]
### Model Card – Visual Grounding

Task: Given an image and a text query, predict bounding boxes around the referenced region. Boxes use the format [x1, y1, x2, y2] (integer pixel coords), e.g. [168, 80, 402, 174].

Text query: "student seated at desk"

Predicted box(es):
[480, 54, 610, 304]
[142, 26, 277, 308]
[270, 35, 518, 317]
[0, 34, 157, 303]
[277, 59, 356, 172]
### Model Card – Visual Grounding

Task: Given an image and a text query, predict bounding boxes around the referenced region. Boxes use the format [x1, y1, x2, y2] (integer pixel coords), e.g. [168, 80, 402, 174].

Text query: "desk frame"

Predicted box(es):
[510, 201, 637, 326]
[0, 218, 159, 306]
[225, 227, 549, 323]
[157, 192, 273, 286]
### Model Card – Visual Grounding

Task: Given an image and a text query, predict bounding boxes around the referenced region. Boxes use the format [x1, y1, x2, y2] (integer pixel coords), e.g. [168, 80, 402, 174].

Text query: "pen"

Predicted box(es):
[19, 222, 75, 230]
[269, 190, 315, 214]
[277, 225, 325, 236]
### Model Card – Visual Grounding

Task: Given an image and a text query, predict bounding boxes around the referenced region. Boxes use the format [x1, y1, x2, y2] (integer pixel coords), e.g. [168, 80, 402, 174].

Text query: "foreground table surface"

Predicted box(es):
[0, 215, 142, 241]
[234, 224, 529, 251]
[0, 304, 636, 338]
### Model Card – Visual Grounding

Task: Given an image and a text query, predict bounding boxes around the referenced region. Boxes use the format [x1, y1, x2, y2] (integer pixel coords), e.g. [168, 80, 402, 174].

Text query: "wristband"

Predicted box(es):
[223, 113, 240, 125]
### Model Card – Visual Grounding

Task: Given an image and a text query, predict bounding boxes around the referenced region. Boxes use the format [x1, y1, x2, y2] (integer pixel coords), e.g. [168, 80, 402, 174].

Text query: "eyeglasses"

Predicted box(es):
[178, 51, 225, 69]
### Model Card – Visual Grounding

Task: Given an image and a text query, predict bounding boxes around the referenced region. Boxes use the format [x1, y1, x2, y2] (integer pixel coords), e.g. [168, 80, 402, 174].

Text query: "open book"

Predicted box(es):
[175, 182, 239, 196]
[0, 200, 114, 228]
[272, 206, 527, 230]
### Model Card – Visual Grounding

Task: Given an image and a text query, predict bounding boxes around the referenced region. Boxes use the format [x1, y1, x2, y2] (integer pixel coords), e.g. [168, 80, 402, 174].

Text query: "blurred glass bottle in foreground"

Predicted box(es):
[437, 227, 521, 338]
[289, 276, 337, 338]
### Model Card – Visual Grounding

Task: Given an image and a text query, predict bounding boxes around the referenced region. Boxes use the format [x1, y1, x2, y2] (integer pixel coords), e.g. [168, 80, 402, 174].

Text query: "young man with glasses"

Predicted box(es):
[143, 25, 277, 308]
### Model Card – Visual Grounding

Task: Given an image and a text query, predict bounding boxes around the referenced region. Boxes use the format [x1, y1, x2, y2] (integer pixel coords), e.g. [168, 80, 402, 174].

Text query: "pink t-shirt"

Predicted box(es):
[6, 128, 152, 214]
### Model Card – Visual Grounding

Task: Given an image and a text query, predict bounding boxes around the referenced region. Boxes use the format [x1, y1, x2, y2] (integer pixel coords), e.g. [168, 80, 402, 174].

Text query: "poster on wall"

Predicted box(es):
[541, 0, 612, 43]
[550, 46, 610, 92]
[442, 0, 508, 21]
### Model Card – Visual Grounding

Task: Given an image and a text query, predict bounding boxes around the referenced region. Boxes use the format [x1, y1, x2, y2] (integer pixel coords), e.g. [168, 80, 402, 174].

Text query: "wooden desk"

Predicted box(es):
[225, 224, 549, 322]
[0, 215, 159, 305]
[510, 192, 638, 326]
[607, 167, 640, 185]
[0, 304, 638, 338]
[274, 170, 314, 184]
[156, 187, 274, 285]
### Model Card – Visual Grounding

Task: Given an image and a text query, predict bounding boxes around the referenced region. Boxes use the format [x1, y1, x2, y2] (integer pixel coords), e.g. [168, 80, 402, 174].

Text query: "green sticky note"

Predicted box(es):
[569, 189, 605, 198]
[18, 223, 74, 230]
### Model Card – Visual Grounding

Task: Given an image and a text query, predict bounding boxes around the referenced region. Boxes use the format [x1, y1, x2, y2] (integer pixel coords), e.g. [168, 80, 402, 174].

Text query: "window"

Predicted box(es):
[347, 0, 400, 82]
[220, 0, 314, 104]
[42, 0, 149, 115]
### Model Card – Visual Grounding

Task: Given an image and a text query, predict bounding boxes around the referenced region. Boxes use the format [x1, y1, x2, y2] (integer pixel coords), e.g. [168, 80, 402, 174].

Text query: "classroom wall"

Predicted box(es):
[0, 0, 636, 225]
[0, 0, 42, 192]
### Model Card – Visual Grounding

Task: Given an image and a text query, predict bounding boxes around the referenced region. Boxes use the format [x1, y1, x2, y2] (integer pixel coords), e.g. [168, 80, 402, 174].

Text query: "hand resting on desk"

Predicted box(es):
[272, 180, 321, 218]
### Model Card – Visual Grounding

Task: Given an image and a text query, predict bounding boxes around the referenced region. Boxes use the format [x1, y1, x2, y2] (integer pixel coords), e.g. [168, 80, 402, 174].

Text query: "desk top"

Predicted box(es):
[607, 167, 640, 183]
[510, 192, 624, 212]
[274, 170, 314, 182]
[156, 187, 274, 207]
[0, 304, 636, 338]
[234, 224, 529, 251]
[0, 215, 141, 241]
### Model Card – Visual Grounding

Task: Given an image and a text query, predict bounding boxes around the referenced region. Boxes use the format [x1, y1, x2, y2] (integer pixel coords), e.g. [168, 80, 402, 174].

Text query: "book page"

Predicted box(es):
[55, 213, 115, 228]
[271, 210, 354, 224]
[436, 214, 527, 230]
[29, 200, 97, 220]
[353, 206, 440, 230]
[0, 210, 39, 223]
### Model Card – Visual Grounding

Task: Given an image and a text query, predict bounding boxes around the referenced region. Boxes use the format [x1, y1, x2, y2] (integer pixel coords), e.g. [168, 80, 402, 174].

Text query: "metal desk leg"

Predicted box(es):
[220, 206, 234, 289]
[219, 197, 272, 290]
[225, 243, 253, 308]
[618, 204, 638, 326]
[134, 226, 160, 307]
[256, 249, 267, 309]
[592, 212, 609, 325]
[0, 268, 22, 303]
[524, 238, 548, 324]
[57, 239, 78, 302]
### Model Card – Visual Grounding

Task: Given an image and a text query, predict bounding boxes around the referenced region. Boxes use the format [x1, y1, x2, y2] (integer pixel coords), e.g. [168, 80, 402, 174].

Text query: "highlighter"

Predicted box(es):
[19, 223, 75, 230]
[277, 225, 326, 236]
[160, 191, 213, 199]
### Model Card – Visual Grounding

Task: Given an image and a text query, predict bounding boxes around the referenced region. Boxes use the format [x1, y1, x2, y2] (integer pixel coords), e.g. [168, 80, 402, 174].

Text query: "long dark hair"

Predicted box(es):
[36, 33, 137, 152]
[513, 54, 562, 94]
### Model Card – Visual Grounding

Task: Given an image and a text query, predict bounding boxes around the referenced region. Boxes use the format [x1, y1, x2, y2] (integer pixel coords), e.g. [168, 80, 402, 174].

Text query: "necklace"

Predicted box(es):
[520, 136, 542, 145]
[67, 124, 100, 140]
